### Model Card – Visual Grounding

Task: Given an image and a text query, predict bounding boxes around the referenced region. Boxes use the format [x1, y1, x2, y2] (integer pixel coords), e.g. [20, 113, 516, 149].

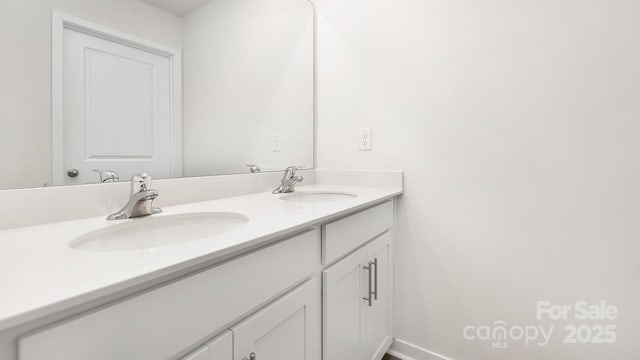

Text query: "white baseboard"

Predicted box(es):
[388, 339, 453, 360]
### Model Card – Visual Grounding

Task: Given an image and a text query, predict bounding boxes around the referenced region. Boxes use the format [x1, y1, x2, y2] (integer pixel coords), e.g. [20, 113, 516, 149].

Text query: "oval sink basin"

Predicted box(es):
[69, 212, 249, 251]
[279, 191, 357, 203]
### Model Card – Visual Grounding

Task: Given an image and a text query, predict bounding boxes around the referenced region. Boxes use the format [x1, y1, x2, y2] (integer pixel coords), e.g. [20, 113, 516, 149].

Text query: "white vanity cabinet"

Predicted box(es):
[177, 279, 320, 360]
[363, 232, 393, 360]
[180, 331, 233, 360]
[13, 198, 397, 360]
[323, 247, 367, 360]
[19, 230, 321, 360]
[182, 346, 211, 360]
[231, 279, 320, 360]
[322, 201, 394, 360]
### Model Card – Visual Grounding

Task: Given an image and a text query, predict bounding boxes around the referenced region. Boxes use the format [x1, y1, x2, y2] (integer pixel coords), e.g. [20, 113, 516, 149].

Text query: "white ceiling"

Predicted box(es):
[141, 0, 212, 17]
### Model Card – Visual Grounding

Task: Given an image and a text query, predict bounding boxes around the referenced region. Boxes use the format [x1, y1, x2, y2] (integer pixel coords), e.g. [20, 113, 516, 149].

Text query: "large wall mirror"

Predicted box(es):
[0, 0, 314, 190]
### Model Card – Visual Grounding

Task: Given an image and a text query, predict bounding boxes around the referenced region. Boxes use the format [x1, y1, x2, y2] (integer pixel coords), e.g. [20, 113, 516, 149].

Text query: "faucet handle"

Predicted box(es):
[283, 165, 304, 177]
[130, 173, 151, 196]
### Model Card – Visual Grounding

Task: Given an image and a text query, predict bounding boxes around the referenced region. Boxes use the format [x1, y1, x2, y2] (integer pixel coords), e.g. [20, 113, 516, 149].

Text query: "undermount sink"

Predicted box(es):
[69, 212, 249, 251]
[279, 191, 357, 203]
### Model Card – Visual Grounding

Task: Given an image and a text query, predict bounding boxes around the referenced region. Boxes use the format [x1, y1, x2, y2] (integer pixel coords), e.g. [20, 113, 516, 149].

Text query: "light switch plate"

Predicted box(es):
[272, 133, 281, 152]
[359, 128, 372, 150]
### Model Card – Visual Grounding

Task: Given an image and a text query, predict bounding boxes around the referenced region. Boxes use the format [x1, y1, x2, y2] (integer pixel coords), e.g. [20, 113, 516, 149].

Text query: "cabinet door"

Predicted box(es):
[323, 248, 368, 360]
[364, 232, 393, 360]
[179, 331, 232, 360]
[209, 331, 233, 360]
[232, 278, 320, 360]
[181, 345, 210, 360]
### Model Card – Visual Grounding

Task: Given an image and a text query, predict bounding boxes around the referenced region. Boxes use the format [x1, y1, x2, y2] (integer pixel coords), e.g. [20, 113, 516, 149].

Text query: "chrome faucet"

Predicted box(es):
[94, 169, 119, 183]
[246, 164, 261, 173]
[273, 166, 303, 194]
[107, 173, 162, 220]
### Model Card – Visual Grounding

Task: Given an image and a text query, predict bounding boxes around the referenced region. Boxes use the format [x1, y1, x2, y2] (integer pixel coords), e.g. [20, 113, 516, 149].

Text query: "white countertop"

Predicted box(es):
[0, 184, 401, 332]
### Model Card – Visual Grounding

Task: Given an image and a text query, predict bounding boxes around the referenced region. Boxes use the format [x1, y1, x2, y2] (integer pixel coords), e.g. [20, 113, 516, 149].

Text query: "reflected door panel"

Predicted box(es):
[58, 27, 180, 185]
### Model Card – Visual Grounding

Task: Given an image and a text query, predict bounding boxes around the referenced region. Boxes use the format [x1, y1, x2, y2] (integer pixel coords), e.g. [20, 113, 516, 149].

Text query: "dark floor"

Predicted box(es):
[382, 355, 401, 360]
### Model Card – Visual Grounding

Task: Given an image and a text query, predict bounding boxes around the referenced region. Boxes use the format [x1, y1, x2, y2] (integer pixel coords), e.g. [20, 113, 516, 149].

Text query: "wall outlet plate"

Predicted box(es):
[359, 128, 372, 150]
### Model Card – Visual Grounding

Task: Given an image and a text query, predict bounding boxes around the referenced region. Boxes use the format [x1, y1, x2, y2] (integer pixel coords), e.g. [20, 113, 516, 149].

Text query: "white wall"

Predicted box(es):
[315, 0, 640, 359]
[182, 0, 314, 176]
[0, 0, 182, 190]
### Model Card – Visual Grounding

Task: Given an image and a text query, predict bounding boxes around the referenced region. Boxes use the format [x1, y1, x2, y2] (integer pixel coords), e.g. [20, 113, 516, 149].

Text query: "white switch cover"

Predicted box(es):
[359, 128, 372, 150]
[272, 133, 281, 152]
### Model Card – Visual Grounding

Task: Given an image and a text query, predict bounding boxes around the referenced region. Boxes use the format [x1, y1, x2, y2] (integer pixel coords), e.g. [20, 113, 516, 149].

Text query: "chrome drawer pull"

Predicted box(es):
[363, 261, 374, 307]
[372, 257, 378, 301]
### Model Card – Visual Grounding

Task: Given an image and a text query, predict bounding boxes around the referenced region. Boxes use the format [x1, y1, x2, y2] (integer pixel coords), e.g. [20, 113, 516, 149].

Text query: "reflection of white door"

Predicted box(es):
[52, 13, 182, 185]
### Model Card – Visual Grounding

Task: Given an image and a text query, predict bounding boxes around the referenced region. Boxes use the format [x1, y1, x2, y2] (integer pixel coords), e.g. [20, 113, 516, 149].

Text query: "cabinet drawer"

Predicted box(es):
[19, 230, 320, 360]
[322, 201, 393, 265]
